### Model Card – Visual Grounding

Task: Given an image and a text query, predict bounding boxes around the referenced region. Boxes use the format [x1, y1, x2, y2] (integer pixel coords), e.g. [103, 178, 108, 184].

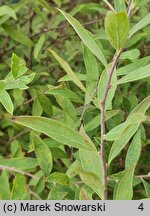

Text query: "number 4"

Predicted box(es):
[138, 203, 144, 211]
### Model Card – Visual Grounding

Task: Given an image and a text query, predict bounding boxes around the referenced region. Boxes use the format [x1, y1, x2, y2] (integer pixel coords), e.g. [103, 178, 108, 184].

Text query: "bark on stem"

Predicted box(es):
[100, 49, 122, 200]
[100, 1, 133, 200]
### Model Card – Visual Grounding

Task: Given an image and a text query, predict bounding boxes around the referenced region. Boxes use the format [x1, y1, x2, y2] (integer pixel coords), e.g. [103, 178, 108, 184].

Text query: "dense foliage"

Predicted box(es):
[0, 0, 150, 200]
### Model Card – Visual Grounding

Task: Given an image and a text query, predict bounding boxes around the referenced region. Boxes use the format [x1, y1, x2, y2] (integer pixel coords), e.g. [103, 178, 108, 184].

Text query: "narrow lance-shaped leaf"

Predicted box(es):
[79, 149, 102, 180]
[58, 9, 107, 67]
[2, 24, 34, 47]
[0, 171, 10, 200]
[114, 0, 126, 12]
[98, 64, 117, 110]
[0, 157, 38, 170]
[0, 90, 14, 115]
[48, 48, 86, 92]
[117, 56, 150, 76]
[11, 174, 29, 200]
[130, 95, 150, 115]
[102, 0, 115, 12]
[125, 129, 141, 169]
[46, 172, 70, 186]
[142, 179, 150, 198]
[83, 45, 99, 105]
[120, 49, 140, 60]
[0, 81, 6, 93]
[105, 96, 150, 141]
[108, 123, 140, 165]
[79, 172, 103, 199]
[129, 13, 150, 37]
[117, 64, 150, 84]
[108, 96, 150, 164]
[11, 53, 28, 78]
[105, 11, 129, 50]
[84, 110, 120, 132]
[79, 125, 103, 199]
[0, 5, 17, 20]
[34, 34, 45, 60]
[35, 90, 52, 117]
[115, 164, 135, 200]
[12, 116, 95, 151]
[31, 133, 53, 177]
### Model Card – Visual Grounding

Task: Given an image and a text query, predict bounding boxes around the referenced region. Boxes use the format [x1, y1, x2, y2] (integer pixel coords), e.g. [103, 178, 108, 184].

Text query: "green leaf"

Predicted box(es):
[48, 48, 86, 92]
[102, 0, 115, 12]
[37, 0, 53, 12]
[46, 87, 83, 104]
[11, 53, 28, 78]
[142, 179, 150, 198]
[120, 49, 140, 60]
[32, 98, 43, 116]
[83, 45, 99, 104]
[125, 129, 141, 169]
[115, 165, 135, 200]
[84, 110, 120, 132]
[46, 172, 70, 186]
[117, 64, 150, 84]
[0, 81, 6, 93]
[130, 96, 150, 115]
[98, 65, 117, 110]
[11, 174, 29, 200]
[0, 90, 14, 115]
[79, 149, 102, 180]
[114, 0, 126, 12]
[12, 116, 95, 151]
[55, 94, 77, 126]
[105, 11, 129, 50]
[108, 123, 140, 164]
[125, 32, 147, 48]
[0, 157, 38, 171]
[105, 96, 150, 141]
[34, 34, 45, 60]
[129, 13, 150, 37]
[58, 73, 87, 82]
[108, 96, 150, 164]
[117, 56, 150, 76]
[105, 113, 148, 141]
[79, 187, 93, 200]
[47, 186, 67, 200]
[79, 3, 106, 14]
[31, 133, 53, 177]
[79, 172, 103, 199]
[0, 5, 17, 20]
[5, 73, 35, 90]
[58, 9, 107, 66]
[35, 90, 52, 116]
[18, 73, 35, 90]
[0, 171, 10, 200]
[2, 24, 34, 47]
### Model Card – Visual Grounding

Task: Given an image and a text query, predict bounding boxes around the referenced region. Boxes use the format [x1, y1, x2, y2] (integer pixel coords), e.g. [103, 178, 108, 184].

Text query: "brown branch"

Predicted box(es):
[27, 186, 41, 200]
[136, 175, 150, 179]
[99, 1, 133, 200]
[8, 129, 30, 143]
[0, 165, 39, 179]
[31, 19, 102, 38]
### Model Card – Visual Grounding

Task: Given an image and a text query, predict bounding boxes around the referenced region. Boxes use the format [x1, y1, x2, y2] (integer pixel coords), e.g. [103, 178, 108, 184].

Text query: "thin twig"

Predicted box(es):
[27, 186, 42, 200]
[31, 19, 102, 38]
[79, 77, 100, 128]
[8, 129, 30, 143]
[99, 1, 133, 200]
[136, 175, 150, 179]
[0, 165, 39, 179]
[100, 50, 122, 200]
